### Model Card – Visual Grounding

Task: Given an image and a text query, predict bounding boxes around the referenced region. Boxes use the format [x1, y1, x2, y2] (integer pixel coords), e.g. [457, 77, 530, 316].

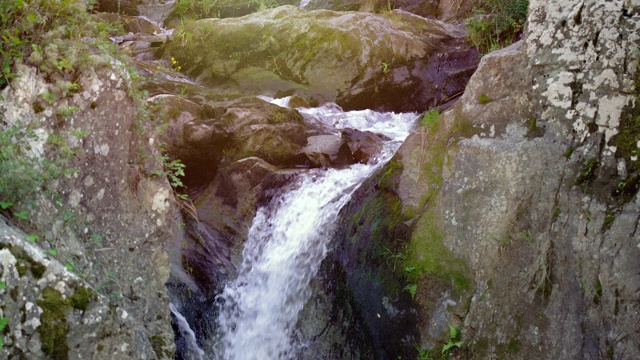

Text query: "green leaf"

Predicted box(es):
[0, 317, 7, 331]
[0, 201, 12, 210]
[64, 263, 74, 271]
[14, 210, 28, 220]
[448, 325, 457, 339]
[25, 234, 38, 242]
[27, 11, 35, 23]
[44, 249, 57, 256]
[0, 282, 6, 289]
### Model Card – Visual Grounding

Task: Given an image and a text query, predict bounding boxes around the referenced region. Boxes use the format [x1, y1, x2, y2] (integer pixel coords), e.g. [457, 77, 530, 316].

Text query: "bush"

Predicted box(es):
[0, 0, 121, 205]
[0, 0, 120, 89]
[466, 0, 528, 54]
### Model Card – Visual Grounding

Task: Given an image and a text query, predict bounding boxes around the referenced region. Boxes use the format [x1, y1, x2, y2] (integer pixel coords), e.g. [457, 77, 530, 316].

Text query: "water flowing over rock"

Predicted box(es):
[213, 105, 417, 359]
[163, 5, 478, 112]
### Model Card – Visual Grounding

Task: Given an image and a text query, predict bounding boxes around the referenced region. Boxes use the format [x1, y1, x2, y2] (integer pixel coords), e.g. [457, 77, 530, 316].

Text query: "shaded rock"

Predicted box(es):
[152, 95, 230, 186]
[342, 127, 389, 163]
[164, 5, 478, 112]
[286, 95, 311, 108]
[219, 97, 319, 167]
[302, 134, 355, 168]
[0, 219, 173, 359]
[185, 158, 299, 293]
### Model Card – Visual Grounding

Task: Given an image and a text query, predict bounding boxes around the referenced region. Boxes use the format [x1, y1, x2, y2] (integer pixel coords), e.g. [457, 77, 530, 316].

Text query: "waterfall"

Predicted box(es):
[215, 101, 417, 360]
[170, 303, 206, 360]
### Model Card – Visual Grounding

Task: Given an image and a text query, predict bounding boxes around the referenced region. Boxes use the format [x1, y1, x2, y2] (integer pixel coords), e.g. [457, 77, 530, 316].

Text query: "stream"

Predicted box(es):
[212, 98, 418, 359]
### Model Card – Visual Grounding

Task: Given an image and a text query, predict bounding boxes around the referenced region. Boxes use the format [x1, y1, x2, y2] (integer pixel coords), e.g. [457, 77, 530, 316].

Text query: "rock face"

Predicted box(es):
[0, 64, 176, 358]
[0, 219, 168, 359]
[163, 5, 478, 112]
[333, 0, 640, 358]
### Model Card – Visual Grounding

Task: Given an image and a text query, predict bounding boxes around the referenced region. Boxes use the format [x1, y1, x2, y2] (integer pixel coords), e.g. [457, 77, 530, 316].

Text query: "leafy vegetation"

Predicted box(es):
[466, 0, 529, 54]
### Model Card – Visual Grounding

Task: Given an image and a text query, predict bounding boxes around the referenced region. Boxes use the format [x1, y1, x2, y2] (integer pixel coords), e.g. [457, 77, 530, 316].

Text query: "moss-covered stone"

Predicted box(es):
[403, 209, 471, 295]
[69, 286, 92, 311]
[37, 286, 71, 360]
[6, 244, 47, 279]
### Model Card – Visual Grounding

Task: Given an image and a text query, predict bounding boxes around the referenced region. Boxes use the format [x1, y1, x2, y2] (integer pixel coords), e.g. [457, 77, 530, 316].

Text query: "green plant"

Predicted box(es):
[0, 316, 7, 349]
[381, 62, 390, 74]
[421, 109, 440, 126]
[381, 245, 407, 271]
[442, 325, 462, 354]
[466, 0, 528, 54]
[251, 0, 281, 12]
[404, 284, 418, 299]
[1, 0, 123, 88]
[151, 154, 188, 200]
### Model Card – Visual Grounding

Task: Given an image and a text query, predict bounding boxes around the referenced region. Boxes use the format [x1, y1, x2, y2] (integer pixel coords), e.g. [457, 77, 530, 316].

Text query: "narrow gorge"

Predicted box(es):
[0, 1, 638, 360]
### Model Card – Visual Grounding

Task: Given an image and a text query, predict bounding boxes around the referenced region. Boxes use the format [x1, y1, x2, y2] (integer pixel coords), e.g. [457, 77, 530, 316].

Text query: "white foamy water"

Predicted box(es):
[215, 100, 417, 359]
[170, 303, 205, 360]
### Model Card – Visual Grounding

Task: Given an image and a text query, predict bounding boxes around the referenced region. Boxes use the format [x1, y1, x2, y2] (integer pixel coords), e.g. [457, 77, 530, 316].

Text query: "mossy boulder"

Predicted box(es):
[164, 5, 478, 112]
[165, 0, 301, 25]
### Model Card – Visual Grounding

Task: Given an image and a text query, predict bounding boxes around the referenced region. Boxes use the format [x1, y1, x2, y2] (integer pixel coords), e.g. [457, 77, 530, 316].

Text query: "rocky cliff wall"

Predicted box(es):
[0, 62, 176, 358]
[384, 0, 640, 358]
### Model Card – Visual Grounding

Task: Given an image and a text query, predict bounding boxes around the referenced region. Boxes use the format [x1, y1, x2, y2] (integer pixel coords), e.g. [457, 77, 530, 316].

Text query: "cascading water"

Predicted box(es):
[215, 99, 418, 360]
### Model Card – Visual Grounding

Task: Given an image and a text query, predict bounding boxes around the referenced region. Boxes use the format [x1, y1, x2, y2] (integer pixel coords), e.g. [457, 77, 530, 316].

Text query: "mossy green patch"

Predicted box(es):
[378, 160, 403, 190]
[525, 117, 544, 138]
[478, 94, 493, 104]
[149, 334, 173, 359]
[6, 244, 47, 280]
[70, 286, 92, 311]
[37, 287, 70, 360]
[497, 337, 521, 358]
[403, 209, 471, 295]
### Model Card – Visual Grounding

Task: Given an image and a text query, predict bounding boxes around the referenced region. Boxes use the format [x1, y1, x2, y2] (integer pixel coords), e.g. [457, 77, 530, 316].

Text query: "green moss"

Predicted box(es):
[69, 286, 92, 311]
[420, 109, 439, 127]
[403, 209, 471, 295]
[37, 287, 70, 360]
[16, 262, 28, 277]
[149, 334, 172, 359]
[6, 244, 47, 279]
[378, 160, 403, 190]
[593, 278, 602, 305]
[497, 337, 521, 358]
[525, 117, 544, 138]
[30, 262, 46, 279]
[478, 94, 493, 104]
[602, 208, 616, 232]
[563, 146, 574, 158]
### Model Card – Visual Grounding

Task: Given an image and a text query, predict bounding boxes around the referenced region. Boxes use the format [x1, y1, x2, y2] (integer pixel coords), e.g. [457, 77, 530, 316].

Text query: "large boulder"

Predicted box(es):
[0, 63, 176, 358]
[163, 5, 478, 112]
[387, 0, 640, 358]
